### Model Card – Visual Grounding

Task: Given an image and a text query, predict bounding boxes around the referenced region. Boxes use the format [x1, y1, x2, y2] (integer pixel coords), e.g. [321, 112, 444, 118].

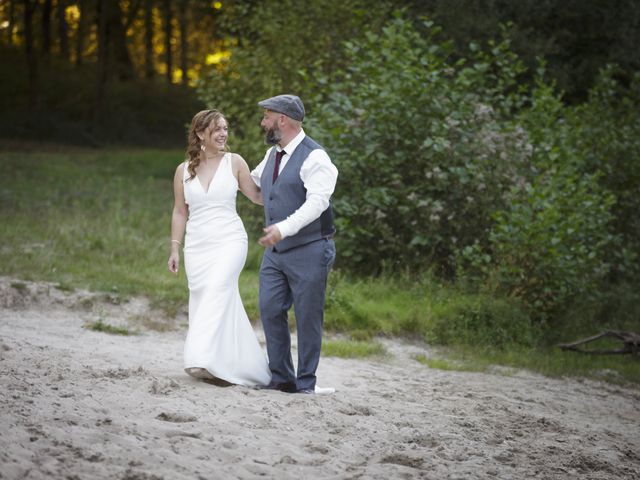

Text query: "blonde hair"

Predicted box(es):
[185, 109, 227, 181]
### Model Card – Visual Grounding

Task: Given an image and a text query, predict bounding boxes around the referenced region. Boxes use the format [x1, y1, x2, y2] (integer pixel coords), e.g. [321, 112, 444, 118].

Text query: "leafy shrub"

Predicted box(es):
[462, 75, 620, 319]
[310, 15, 633, 319]
[483, 171, 616, 319]
[310, 17, 531, 275]
[563, 67, 640, 281]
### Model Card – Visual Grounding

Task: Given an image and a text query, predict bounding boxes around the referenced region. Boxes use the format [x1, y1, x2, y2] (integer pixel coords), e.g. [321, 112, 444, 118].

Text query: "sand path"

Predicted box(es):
[1, 278, 639, 479]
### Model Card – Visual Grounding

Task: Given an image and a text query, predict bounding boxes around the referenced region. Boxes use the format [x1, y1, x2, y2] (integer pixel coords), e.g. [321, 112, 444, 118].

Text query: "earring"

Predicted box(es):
[200, 144, 206, 152]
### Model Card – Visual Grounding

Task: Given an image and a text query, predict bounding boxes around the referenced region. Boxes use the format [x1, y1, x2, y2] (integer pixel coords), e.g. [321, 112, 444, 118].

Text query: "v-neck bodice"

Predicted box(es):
[183, 153, 245, 241]
[195, 155, 224, 194]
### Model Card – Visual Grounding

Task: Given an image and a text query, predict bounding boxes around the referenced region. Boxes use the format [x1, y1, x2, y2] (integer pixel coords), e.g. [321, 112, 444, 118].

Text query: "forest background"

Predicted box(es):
[1, 0, 639, 382]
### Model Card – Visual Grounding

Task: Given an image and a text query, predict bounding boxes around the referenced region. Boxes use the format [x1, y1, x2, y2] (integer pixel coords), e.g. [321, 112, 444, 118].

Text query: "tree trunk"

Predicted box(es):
[57, 0, 70, 60]
[24, 0, 39, 111]
[108, 0, 135, 80]
[41, 0, 52, 61]
[7, 0, 15, 44]
[124, 0, 142, 30]
[144, 0, 154, 79]
[75, 0, 87, 66]
[558, 331, 640, 356]
[163, 0, 173, 83]
[92, 0, 134, 87]
[93, 0, 109, 129]
[179, 0, 188, 86]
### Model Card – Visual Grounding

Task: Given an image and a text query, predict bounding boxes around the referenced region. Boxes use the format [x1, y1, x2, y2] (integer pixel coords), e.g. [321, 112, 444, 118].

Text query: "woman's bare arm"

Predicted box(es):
[168, 163, 189, 273]
[233, 153, 263, 205]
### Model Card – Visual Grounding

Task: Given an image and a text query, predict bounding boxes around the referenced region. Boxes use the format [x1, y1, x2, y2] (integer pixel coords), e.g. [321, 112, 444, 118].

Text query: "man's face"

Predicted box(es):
[261, 110, 282, 145]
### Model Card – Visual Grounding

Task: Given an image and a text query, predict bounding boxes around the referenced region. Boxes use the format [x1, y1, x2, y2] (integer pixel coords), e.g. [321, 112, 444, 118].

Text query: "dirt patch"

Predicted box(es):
[1, 276, 639, 479]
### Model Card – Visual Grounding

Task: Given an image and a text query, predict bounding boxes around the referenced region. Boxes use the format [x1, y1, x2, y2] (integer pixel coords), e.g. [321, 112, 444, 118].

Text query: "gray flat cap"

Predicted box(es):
[258, 94, 305, 121]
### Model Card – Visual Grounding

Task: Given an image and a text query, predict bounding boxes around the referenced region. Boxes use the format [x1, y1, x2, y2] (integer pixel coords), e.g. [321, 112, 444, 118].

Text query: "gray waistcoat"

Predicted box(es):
[260, 135, 335, 252]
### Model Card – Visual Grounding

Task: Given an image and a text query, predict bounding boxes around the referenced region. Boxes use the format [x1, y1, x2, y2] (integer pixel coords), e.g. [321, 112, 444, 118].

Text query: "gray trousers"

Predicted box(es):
[259, 238, 336, 391]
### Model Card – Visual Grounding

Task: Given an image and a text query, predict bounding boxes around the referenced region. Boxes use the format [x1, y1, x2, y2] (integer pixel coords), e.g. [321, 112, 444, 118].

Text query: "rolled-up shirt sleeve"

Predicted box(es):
[275, 149, 338, 239]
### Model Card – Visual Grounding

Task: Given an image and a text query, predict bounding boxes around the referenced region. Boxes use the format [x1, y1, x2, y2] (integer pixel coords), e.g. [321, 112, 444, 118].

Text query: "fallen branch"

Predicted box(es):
[558, 330, 640, 356]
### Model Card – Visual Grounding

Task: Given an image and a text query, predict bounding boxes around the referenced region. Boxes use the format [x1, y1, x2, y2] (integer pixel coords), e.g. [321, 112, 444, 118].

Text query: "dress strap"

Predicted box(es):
[224, 152, 232, 175]
[226, 152, 239, 185]
[183, 160, 190, 181]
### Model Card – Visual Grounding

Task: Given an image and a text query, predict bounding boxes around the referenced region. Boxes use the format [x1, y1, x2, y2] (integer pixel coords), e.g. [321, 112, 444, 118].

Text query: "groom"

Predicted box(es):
[251, 94, 338, 394]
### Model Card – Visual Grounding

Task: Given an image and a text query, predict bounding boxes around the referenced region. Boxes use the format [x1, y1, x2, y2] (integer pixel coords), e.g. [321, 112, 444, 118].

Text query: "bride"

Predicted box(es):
[167, 109, 271, 387]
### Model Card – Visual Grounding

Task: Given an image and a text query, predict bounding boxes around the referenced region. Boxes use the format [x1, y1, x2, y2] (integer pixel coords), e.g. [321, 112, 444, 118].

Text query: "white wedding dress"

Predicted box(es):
[182, 153, 271, 387]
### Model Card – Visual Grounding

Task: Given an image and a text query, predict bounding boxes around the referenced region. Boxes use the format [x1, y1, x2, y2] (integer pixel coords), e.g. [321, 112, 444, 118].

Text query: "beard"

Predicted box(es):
[264, 123, 282, 145]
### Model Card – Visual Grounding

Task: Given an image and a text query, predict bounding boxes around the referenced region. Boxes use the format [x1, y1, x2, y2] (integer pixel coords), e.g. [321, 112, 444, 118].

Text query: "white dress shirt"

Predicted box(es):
[251, 129, 338, 239]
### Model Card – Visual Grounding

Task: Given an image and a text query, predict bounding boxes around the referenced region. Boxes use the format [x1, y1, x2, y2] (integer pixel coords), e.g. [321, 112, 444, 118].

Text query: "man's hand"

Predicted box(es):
[258, 225, 282, 247]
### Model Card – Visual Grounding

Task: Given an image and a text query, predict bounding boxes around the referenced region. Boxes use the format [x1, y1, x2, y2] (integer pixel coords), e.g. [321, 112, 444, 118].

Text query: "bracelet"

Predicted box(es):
[171, 239, 182, 245]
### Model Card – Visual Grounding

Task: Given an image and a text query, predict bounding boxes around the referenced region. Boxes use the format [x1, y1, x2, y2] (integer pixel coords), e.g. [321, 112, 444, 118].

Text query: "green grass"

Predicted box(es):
[1, 147, 187, 313]
[469, 347, 640, 384]
[0, 145, 263, 320]
[413, 354, 487, 373]
[322, 339, 386, 358]
[10, 282, 28, 293]
[54, 282, 76, 292]
[85, 319, 134, 336]
[324, 271, 537, 348]
[414, 347, 640, 384]
[324, 272, 639, 384]
[1, 146, 638, 385]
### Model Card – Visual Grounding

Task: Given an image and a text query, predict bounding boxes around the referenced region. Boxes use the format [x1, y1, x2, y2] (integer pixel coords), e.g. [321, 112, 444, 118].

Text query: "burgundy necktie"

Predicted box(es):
[272, 149, 285, 184]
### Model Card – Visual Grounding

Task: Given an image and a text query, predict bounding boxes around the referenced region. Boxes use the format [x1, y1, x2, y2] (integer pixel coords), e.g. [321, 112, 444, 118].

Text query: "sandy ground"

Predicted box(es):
[0, 277, 639, 480]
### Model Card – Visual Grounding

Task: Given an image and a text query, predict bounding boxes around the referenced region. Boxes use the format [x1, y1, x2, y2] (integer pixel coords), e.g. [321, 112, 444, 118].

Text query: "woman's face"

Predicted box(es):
[203, 116, 228, 151]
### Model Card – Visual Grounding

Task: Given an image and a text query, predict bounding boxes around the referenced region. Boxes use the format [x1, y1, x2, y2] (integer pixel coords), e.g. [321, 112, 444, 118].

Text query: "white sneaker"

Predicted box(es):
[314, 386, 336, 395]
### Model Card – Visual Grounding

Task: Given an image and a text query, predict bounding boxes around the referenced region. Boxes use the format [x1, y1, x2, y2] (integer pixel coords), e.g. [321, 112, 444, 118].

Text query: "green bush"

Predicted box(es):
[483, 170, 616, 319]
[564, 67, 640, 280]
[308, 14, 635, 320]
[474, 72, 625, 320]
[551, 282, 640, 346]
[310, 17, 531, 275]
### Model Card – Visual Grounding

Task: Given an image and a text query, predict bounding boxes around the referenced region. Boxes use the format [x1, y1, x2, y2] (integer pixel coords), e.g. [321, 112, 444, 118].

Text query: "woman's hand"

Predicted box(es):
[168, 252, 180, 274]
